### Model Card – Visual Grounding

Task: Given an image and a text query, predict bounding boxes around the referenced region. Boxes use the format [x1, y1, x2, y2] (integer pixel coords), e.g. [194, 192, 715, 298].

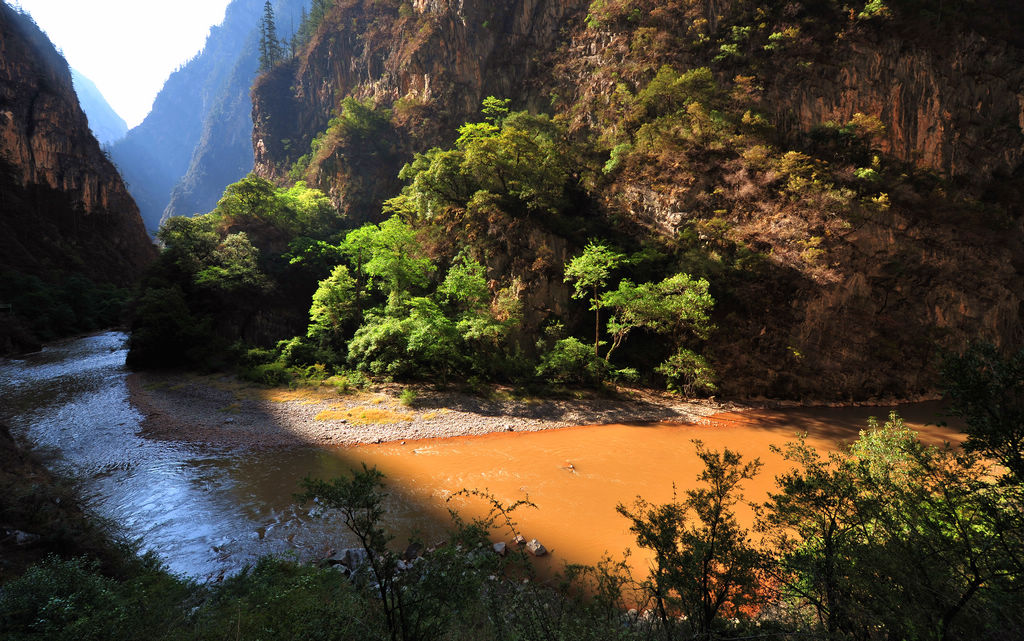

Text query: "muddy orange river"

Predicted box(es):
[338, 403, 965, 575]
[0, 333, 965, 579]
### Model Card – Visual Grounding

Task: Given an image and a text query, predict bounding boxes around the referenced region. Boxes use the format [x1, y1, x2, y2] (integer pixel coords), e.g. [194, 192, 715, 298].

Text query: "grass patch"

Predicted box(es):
[259, 388, 334, 404]
[399, 388, 418, 407]
[421, 409, 451, 421]
[314, 406, 415, 424]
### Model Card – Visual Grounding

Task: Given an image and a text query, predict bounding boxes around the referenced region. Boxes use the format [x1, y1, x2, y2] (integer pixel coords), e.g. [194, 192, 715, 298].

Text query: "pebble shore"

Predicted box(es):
[127, 372, 727, 449]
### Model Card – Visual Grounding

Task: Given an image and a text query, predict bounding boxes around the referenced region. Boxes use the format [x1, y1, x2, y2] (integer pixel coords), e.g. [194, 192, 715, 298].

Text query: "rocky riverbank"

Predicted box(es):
[128, 372, 727, 449]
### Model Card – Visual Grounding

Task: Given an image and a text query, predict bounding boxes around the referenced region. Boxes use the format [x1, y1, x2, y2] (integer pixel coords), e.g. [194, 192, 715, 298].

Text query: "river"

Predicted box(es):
[0, 332, 965, 580]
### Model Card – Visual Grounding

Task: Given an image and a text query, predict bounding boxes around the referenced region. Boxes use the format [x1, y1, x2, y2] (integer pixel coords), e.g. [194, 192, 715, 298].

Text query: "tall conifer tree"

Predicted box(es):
[258, 1, 283, 71]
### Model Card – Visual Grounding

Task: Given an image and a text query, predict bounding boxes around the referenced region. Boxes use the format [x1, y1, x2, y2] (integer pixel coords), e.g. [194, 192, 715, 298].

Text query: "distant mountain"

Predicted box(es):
[108, 0, 309, 234]
[70, 68, 127, 145]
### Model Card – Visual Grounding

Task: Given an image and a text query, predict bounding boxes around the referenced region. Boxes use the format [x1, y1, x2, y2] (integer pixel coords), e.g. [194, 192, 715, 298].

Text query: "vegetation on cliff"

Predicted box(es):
[240, 0, 1023, 400]
[131, 98, 718, 394]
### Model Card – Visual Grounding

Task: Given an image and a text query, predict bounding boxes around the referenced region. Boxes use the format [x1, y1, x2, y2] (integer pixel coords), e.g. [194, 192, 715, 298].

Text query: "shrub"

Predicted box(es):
[656, 347, 717, 396]
[191, 557, 372, 641]
[276, 336, 325, 367]
[536, 337, 607, 385]
[0, 556, 186, 641]
[240, 361, 292, 387]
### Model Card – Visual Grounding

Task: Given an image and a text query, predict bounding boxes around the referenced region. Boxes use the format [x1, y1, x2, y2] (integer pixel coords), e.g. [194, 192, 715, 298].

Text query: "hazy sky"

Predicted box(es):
[12, 0, 233, 128]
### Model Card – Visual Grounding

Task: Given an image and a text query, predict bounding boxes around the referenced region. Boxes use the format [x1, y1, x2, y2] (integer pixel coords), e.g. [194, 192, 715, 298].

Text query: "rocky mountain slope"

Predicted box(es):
[108, 0, 310, 234]
[0, 3, 154, 285]
[70, 68, 127, 146]
[246, 0, 1023, 400]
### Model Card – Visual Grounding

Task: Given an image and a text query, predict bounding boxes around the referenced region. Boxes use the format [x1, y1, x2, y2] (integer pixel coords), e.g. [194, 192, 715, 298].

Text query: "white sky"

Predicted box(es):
[11, 0, 233, 128]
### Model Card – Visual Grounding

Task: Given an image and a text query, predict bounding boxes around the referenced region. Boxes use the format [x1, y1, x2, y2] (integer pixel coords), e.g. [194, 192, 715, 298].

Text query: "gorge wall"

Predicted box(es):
[249, 0, 1024, 400]
[252, 0, 590, 215]
[0, 3, 155, 286]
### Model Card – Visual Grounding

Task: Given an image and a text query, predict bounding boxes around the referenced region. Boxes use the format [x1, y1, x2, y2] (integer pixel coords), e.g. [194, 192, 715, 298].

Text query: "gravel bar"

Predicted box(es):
[128, 372, 728, 449]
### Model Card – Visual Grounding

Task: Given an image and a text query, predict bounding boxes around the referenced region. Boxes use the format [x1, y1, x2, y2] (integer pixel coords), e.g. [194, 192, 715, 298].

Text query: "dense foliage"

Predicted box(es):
[127, 174, 339, 369]
[0, 271, 131, 350]
[131, 99, 717, 393]
[942, 343, 1024, 481]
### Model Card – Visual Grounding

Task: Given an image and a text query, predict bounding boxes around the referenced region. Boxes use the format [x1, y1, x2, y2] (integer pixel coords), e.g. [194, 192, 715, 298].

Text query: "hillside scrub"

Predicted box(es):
[239, 0, 1024, 400]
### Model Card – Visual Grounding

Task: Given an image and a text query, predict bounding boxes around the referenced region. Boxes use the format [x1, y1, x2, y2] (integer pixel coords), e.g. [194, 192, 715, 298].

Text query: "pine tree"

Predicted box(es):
[258, 1, 283, 71]
[311, 0, 330, 23]
[291, 6, 308, 54]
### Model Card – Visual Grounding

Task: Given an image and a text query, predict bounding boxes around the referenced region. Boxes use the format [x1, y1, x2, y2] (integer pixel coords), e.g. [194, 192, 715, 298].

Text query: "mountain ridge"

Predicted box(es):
[109, 0, 309, 234]
[70, 68, 127, 146]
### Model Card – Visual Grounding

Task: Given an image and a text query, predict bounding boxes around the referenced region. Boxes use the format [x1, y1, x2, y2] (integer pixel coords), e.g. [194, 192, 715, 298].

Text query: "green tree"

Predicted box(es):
[298, 466, 402, 640]
[343, 217, 435, 298]
[601, 272, 714, 362]
[757, 435, 864, 637]
[436, 252, 489, 311]
[760, 413, 1024, 641]
[656, 348, 717, 396]
[297, 466, 505, 641]
[536, 336, 607, 385]
[307, 264, 358, 349]
[194, 232, 269, 295]
[941, 343, 1024, 481]
[210, 175, 337, 240]
[564, 242, 624, 357]
[385, 98, 572, 221]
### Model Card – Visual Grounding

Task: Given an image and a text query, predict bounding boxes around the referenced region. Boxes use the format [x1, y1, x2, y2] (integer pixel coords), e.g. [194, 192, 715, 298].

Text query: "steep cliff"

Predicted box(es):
[246, 0, 1024, 399]
[70, 68, 127, 146]
[554, 0, 1024, 397]
[252, 0, 589, 220]
[109, 0, 309, 233]
[0, 3, 155, 286]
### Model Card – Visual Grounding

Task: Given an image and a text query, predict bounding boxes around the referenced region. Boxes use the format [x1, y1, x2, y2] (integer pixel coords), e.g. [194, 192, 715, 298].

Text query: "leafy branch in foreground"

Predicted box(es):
[617, 441, 762, 640]
[760, 412, 1024, 641]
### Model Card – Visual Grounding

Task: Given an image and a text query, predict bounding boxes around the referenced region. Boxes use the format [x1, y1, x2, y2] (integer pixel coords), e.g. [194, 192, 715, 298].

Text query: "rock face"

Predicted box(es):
[252, 0, 589, 201]
[766, 30, 1024, 191]
[108, 0, 309, 233]
[560, 6, 1024, 398]
[0, 4, 155, 285]
[249, 0, 1024, 399]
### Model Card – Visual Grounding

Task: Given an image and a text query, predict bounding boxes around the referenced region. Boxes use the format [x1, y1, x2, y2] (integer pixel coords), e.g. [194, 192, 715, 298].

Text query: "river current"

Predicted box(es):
[0, 332, 964, 580]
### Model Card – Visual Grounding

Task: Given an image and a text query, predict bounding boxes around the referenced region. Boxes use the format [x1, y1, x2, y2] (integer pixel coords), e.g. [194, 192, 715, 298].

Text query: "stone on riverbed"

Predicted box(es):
[403, 542, 423, 560]
[493, 541, 507, 556]
[326, 547, 369, 572]
[525, 538, 547, 557]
